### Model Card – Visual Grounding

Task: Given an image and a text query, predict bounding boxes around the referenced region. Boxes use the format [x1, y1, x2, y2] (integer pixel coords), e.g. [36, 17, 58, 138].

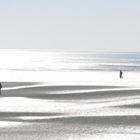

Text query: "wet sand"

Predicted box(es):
[0, 82, 140, 140]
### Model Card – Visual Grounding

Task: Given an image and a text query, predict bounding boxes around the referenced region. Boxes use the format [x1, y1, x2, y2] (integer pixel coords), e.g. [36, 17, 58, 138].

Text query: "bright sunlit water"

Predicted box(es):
[0, 49, 140, 87]
[0, 49, 140, 72]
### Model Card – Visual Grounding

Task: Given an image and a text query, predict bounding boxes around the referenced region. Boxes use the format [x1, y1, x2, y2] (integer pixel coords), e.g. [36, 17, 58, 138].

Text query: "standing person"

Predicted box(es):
[0, 83, 2, 95]
[120, 70, 123, 79]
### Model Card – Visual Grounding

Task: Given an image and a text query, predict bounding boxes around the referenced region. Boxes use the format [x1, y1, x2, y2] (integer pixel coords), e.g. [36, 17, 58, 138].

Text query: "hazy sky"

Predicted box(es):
[0, 0, 140, 51]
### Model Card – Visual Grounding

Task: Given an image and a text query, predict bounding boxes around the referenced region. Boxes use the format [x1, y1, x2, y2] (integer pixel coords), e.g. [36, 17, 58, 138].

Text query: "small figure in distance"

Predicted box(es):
[0, 83, 2, 95]
[120, 70, 123, 79]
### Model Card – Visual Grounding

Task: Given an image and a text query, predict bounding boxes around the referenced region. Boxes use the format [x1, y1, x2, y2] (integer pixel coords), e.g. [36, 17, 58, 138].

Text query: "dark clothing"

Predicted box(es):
[0, 83, 2, 95]
[120, 71, 123, 79]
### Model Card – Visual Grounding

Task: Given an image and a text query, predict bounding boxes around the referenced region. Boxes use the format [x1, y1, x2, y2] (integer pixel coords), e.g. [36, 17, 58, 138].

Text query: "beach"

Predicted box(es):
[0, 0, 139, 137]
[0, 0, 140, 138]
[0, 71, 140, 140]
[0, 50, 140, 139]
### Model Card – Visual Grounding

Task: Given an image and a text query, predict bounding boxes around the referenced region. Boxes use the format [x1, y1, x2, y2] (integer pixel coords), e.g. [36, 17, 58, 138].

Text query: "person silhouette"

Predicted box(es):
[0, 83, 2, 95]
[120, 70, 123, 79]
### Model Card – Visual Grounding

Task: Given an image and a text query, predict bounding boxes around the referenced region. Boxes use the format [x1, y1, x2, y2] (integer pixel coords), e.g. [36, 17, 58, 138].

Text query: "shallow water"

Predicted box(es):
[0, 84, 140, 139]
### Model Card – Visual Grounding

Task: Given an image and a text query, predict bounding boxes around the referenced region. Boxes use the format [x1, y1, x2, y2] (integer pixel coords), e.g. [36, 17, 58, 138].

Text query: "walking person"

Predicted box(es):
[120, 70, 123, 79]
[0, 83, 2, 95]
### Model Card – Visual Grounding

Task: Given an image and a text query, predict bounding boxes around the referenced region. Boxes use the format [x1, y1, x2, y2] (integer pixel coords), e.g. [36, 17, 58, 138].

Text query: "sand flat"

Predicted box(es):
[0, 82, 140, 140]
